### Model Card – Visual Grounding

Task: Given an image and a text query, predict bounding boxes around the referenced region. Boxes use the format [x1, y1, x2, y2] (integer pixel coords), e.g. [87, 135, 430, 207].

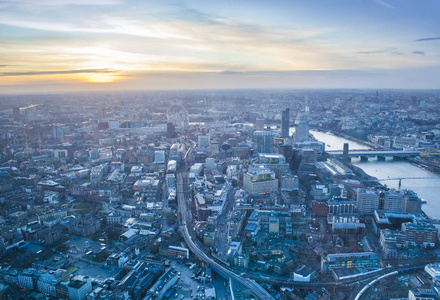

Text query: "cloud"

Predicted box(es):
[357, 51, 384, 54]
[0, 68, 118, 76]
[413, 37, 440, 42]
[412, 51, 425, 55]
[374, 0, 395, 9]
[357, 48, 403, 55]
[2, 0, 122, 7]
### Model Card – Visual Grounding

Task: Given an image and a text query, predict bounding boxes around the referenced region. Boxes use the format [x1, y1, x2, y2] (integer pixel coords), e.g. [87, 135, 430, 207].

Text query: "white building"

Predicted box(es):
[154, 150, 166, 164]
[243, 165, 278, 195]
[425, 263, 440, 282]
[68, 276, 92, 300]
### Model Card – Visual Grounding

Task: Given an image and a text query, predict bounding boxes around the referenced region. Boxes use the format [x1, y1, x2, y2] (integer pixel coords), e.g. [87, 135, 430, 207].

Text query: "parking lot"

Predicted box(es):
[171, 261, 216, 299]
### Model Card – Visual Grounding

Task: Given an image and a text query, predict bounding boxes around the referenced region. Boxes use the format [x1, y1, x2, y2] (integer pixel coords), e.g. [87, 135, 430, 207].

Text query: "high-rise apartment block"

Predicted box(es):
[281, 108, 290, 138]
[295, 112, 309, 143]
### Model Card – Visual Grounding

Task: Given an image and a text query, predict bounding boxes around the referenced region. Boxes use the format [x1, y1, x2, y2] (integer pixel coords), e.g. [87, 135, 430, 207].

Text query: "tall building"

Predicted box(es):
[12, 107, 20, 120]
[254, 131, 273, 154]
[281, 108, 290, 138]
[166, 122, 175, 138]
[255, 118, 264, 131]
[295, 111, 309, 143]
[343, 143, 350, 165]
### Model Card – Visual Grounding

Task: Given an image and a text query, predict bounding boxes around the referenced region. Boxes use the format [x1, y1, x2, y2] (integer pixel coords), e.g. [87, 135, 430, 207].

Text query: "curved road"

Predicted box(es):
[176, 142, 274, 300]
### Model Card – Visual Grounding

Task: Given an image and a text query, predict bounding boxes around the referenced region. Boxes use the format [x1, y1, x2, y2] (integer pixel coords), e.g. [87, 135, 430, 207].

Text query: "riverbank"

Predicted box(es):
[312, 128, 379, 149]
[312, 129, 440, 219]
[313, 128, 440, 174]
[407, 157, 440, 174]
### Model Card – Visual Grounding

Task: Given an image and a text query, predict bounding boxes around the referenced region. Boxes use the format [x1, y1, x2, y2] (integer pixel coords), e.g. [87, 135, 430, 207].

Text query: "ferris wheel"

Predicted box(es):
[167, 103, 189, 128]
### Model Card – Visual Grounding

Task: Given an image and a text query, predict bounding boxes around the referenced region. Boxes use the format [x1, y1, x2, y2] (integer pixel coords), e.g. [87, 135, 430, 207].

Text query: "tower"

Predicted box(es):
[167, 122, 175, 138]
[255, 118, 264, 131]
[294, 111, 309, 143]
[343, 143, 350, 165]
[281, 108, 290, 138]
[12, 107, 20, 120]
[254, 131, 273, 154]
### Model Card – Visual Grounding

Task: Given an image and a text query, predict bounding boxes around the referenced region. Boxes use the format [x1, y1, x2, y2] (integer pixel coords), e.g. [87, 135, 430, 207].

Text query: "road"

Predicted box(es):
[176, 141, 274, 300]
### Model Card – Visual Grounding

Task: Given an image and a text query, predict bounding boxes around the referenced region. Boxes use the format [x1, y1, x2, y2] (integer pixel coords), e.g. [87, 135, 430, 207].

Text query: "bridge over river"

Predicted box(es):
[327, 149, 420, 161]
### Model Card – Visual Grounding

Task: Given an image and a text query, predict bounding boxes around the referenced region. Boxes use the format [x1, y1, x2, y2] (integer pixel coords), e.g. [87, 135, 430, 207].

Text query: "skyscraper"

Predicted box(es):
[254, 131, 273, 154]
[255, 118, 264, 131]
[12, 107, 20, 120]
[167, 122, 175, 138]
[281, 108, 290, 138]
[295, 110, 309, 143]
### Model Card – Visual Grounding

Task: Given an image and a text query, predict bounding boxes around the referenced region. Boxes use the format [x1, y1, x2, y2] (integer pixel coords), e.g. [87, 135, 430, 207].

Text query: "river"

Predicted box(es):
[309, 130, 440, 219]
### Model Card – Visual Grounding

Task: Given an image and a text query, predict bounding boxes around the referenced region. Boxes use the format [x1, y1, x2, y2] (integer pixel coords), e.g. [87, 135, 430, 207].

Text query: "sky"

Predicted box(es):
[1, 0, 440, 93]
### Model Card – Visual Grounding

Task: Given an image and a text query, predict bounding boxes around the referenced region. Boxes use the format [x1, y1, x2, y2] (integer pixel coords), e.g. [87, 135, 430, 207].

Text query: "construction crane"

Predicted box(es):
[24, 126, 29, 159]
[38, 124, 42, 155]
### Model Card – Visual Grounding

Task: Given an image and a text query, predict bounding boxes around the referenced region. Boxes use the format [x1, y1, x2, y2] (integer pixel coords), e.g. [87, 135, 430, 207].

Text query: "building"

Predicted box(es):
[294, 111, 309, 143]
[380, 221, 438, 258]
[198, 135, 210, 149]
[254, 131, 273, 154]
[243, 165, 278, 195]
[255, 117, 264, 131]
[154, 150, 166, 164]
[321, 252, 380, 274]
[404, 190, 422, 214]
[68, 276, 92, 300]
[13, 107, 20, 120]
[402, 221, 438, 247]
[281, 108, 290, 138]
[425, 263, 440, 282]
[36, 269, 69, 297]
[54, 149, 68, 159]
[357, 189, 379, 215]
[408, 288, 437, 300]
[268, 215, 279, 233]
[108, 120, 119, 129]
[280, 175, 299, 192]
[90, 164, 108, 185]
[384, 190, 405, 213]
[148, 268, 178, 300]
[168, 246, 189, 259]
[169, 143, 185, 162]
[292, 265, 315, 282]
[167, 122, 175, 138]
[133, 177, 161, 202]
[18, 268, 36, 290]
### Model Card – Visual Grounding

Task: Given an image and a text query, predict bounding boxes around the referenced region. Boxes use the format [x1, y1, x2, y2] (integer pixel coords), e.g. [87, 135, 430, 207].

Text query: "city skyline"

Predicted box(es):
[1, 0, 440, 93]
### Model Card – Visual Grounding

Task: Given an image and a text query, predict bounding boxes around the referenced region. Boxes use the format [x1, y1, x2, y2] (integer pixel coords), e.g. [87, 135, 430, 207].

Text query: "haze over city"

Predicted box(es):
[1, 0, 440, 93]
[3, 1, 440, 300]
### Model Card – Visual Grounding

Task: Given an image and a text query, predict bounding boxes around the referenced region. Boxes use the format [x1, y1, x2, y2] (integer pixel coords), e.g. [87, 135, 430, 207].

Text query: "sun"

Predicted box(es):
[84, 73, 119, 83]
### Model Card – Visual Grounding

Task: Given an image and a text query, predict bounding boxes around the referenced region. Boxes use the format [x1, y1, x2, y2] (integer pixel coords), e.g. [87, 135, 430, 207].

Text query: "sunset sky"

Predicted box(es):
[1, 0, 440, 93]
